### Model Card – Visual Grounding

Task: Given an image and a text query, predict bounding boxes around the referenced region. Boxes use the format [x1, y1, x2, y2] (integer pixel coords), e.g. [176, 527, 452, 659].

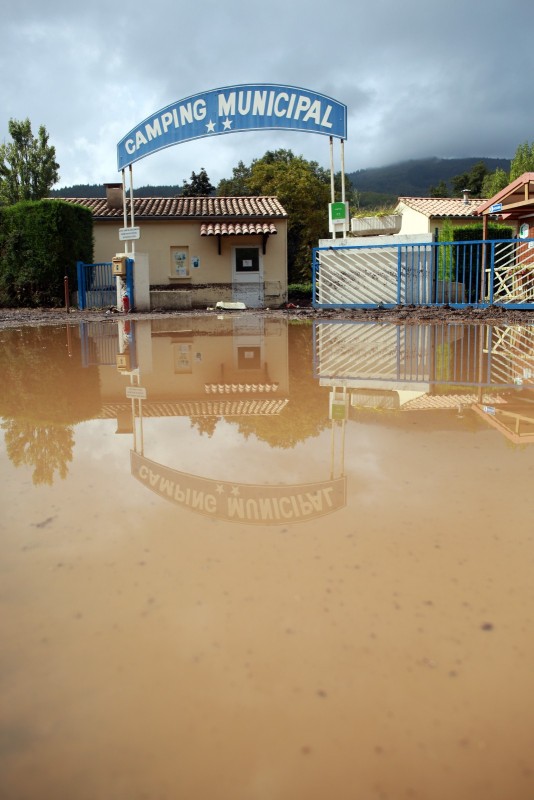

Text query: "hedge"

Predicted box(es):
[0, 199, 93, 307]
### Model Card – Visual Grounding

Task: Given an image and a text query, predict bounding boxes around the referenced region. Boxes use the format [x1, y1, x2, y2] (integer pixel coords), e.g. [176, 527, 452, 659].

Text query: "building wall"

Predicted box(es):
[396, 206, 431, 235]
[93, 218, 288, 288]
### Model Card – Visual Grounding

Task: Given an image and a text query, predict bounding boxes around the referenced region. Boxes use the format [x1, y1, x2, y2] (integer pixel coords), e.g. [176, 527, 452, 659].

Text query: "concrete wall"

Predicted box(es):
[93, 218, 288, 307]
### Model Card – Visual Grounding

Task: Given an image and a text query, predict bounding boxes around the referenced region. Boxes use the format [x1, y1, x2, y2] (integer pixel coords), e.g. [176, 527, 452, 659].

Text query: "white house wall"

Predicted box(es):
[93, 219, 288, 289]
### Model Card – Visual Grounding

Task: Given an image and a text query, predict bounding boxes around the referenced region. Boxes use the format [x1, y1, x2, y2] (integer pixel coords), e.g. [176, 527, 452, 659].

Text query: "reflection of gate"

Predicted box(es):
[484, 325, 534, 387]
[313, 239, 534, 309]
[314, 321, 432, 386]
[77, 259, 134, 309]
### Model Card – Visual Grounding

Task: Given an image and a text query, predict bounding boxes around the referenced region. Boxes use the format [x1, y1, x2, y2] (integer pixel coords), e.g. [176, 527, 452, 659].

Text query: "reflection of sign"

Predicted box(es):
[131, 451, 346, 525]
[126, 386, 147, 399]
[117, 84, 347, 169]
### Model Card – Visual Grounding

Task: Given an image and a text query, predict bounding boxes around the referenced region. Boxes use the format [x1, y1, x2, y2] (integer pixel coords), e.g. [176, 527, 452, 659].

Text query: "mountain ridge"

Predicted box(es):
[347, 156, 511, 201]
[49, 156, 512, 201]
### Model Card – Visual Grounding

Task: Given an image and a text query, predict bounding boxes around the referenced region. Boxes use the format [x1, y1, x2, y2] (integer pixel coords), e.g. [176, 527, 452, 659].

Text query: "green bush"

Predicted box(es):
[0, 199, 93, 306]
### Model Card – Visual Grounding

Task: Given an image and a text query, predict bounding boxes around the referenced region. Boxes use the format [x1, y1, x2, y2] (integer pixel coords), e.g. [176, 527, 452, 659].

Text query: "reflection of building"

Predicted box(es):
[80, 316, 347, 524]
[88, 316, 290, 422]
[314, 320, 534, 442]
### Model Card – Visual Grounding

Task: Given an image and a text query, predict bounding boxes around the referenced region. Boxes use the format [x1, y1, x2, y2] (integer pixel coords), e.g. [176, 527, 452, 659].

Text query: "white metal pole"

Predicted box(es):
[340, 139, 346, 237]
[121, 168, 129, 255]
[129, 165, 135, 257]
[329, 136, 335, 204]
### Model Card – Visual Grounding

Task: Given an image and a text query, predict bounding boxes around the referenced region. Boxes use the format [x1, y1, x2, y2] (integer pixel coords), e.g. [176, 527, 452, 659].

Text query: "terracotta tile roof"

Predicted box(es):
[62, 196, 287, 219]
[200, 221, 278, 236]
[397, 197, 485, 218]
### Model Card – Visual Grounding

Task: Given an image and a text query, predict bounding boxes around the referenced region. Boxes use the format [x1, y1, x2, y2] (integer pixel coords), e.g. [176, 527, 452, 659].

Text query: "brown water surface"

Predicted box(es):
[1, 317, 533, 800]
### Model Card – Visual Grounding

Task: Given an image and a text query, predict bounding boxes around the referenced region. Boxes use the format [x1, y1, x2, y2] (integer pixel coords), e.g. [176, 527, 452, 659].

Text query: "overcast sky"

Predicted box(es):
[2, 0, 533, 190]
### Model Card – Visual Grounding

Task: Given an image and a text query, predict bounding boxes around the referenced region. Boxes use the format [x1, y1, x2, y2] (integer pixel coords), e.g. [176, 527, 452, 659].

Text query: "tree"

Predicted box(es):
[450, 160, 488, 198]
[429, 179, 449, 197]
[0, 118, 59, 204]
[181, 167, 215, 196]
[510, 140, 534, 181]
[217, 160, 251, 196]
[481, 167, 509, 199]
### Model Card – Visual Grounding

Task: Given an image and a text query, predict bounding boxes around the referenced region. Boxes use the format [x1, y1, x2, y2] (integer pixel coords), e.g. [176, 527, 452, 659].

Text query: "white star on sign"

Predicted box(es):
[206, 120, 216, 133]
[222, 117, 233, 130]
[230, 486, 240, 496]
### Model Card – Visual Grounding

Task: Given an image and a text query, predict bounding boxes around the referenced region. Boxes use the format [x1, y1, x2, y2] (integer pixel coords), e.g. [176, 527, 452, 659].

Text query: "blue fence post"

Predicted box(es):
[76, 261, 86, 310]
[488, 242, 495, 305]
[397, 245, 402, 305]
[312, 248, 318, 307]
[126, 258, 135, 311]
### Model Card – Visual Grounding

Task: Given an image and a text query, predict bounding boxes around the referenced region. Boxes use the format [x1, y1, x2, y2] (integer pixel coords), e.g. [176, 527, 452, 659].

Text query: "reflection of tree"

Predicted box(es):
[2, 419, 74, 485]
[233, 322, 330, 448]
[0, 325, 101, 484]
[190, 416, 219, 438]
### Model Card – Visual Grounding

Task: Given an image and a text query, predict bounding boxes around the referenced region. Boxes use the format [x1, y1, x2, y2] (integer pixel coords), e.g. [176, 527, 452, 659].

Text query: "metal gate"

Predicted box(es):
[313, 238, 534, 309]
[76, 259, 134, 310]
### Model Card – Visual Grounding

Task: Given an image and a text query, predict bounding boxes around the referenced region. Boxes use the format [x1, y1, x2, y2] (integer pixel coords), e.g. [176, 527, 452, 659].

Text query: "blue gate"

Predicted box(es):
[76, 259, 134, 310]
[313, 238, 534, 309]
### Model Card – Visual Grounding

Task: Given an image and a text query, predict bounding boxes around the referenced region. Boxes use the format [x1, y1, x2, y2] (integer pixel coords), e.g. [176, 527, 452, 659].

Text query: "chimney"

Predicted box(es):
[104, 183, 123, 210]
[462, 188, 471, 205]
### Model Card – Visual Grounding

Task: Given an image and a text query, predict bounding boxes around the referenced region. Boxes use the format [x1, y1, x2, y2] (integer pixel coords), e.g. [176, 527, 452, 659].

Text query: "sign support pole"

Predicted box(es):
[340, 138, 346, 237]
[121, 168, 129, 255]
[129, 165, 136, 257]
[329, 136, 335, 204]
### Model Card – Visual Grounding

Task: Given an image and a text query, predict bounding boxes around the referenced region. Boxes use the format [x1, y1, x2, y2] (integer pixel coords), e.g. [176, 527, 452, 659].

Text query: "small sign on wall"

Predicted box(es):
[328, 201, 349, 233]
[171, 247, 190, 278]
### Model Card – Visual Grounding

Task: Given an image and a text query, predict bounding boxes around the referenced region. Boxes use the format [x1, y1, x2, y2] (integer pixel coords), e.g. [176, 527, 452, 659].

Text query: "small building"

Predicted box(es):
[475, 171, 534, 238]
[66, 186, 288, 309]
[394, 195, 486, 236]
[475, 172, 534, 304]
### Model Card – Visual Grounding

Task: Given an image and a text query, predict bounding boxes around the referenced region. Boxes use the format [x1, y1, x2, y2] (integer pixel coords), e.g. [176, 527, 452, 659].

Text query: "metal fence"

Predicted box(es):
[77, 259, 135, 310]
[313, 238, 534, 309]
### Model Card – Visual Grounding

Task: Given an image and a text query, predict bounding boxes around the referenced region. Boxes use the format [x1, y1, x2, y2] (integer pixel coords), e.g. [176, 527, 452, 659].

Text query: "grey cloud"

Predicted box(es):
[2, 0, 533, 187]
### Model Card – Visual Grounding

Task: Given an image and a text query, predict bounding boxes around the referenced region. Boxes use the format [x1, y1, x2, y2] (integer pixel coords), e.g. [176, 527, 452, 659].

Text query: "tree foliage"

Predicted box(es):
[450, 160, 489, 198]
[181, 167, 215, 196]
[476, 140, 534, 200]
[509, 140, 534, 181]
[481, 167, 509, 199]
[0, 118, 59, 205]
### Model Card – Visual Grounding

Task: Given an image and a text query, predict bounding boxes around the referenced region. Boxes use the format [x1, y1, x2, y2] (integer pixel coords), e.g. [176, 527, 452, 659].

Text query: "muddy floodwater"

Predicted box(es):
[1, 315, 534, 800]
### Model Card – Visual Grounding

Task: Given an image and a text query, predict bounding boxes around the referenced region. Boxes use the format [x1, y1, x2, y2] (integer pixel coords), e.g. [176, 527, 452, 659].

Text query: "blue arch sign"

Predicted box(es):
[117, 83, 347, 170]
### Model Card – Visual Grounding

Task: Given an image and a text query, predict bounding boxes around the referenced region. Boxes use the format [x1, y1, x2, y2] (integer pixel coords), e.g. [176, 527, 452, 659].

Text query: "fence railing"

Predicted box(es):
[76, 259, 135, 310]
[313, 238, 534, 309]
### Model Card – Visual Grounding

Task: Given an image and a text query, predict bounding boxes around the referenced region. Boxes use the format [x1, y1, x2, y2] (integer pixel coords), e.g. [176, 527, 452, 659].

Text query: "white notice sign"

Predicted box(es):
[119, 227, 141, 241]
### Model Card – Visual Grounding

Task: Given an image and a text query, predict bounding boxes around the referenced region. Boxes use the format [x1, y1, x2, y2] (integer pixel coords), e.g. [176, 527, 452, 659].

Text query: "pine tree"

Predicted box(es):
[0, 118, 60, 204]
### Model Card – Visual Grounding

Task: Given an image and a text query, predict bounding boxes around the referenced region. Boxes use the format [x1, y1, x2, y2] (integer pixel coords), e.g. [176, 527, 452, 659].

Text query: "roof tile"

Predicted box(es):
[62, 195, 287, 219]
[397, 197, 485, 218]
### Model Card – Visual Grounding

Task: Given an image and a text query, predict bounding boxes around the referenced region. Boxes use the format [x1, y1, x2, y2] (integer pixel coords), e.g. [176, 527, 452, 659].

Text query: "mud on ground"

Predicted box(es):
[0, 304, 533, 329]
